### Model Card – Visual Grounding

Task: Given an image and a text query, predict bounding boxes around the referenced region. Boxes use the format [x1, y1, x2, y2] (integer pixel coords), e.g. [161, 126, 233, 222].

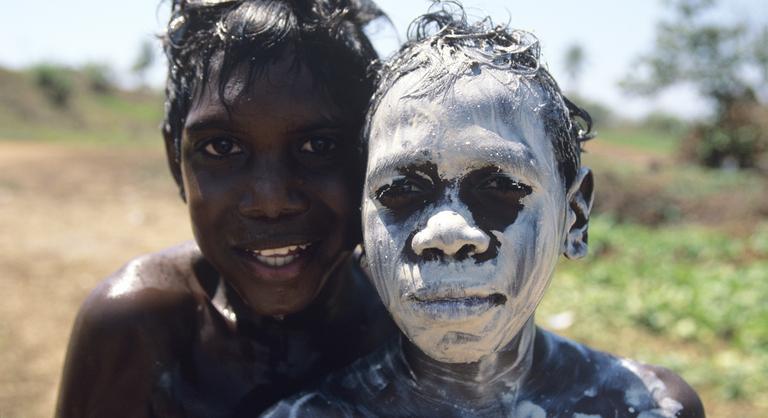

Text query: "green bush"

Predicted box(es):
[680, 100, 768, 169]
[82, 63, 115, 94]
[30, 64, 73, 108]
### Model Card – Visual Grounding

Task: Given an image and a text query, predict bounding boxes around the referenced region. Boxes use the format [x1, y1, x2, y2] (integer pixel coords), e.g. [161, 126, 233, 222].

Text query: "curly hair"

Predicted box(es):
[161, 0, 385, 193]
[365, 2, 593, 189]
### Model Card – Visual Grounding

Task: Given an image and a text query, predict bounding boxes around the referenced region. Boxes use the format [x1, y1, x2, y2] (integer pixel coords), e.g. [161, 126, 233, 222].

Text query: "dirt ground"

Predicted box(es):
[0, 141, 191, 417]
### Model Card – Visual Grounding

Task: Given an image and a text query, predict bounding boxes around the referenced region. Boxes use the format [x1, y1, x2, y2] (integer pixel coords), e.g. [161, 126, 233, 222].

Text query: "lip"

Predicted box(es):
[233, 239, 320, 282]
[408, 293, 507, 321]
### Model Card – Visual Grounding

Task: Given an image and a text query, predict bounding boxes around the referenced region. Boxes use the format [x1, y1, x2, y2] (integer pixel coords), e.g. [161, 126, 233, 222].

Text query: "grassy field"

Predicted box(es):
[0, 67, 766, 417]
[540, 218, 768, 417]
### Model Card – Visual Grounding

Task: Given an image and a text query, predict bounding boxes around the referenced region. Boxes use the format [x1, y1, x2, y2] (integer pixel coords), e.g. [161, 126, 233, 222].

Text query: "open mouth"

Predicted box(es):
[245, 243, 313, 267]
[235, 241, 318, 272]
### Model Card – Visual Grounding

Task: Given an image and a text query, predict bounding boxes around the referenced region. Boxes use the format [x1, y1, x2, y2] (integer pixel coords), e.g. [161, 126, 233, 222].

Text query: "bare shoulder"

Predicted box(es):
[94, 240, 204, 301]
[601, 354, 704, 418]
[531, 330, 705, 417]
[586, 350, 705, 417]
[69, 240, 212, 346]
[639, 362, 706, 418]
[56, 241, 210, 417]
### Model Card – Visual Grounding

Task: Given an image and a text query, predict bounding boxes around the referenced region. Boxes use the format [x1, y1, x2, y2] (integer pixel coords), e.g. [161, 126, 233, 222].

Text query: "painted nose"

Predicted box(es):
[411, 210, 490, 258]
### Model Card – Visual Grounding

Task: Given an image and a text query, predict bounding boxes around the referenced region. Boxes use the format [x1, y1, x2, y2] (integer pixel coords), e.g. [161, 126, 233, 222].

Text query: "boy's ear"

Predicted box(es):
[163, 125, 186, 202]
[563, 167, 594, 259]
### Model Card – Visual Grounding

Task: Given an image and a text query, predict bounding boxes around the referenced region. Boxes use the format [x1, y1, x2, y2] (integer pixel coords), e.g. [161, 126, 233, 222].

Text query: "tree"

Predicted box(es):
[622, 0, 768, 169]
[132, 40, 155, 88]
[563, 43, 586, 92]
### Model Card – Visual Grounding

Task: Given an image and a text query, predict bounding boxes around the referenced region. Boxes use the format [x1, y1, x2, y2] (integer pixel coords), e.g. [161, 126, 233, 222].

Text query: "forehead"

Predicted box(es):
[367, 69, 558, 182]
[186, 55, 346, 128]
[198, 54, 320, 103]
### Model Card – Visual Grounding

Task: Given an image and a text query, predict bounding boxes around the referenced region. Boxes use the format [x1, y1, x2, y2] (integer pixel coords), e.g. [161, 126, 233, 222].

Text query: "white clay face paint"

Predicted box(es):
[363, 68, 568, 363]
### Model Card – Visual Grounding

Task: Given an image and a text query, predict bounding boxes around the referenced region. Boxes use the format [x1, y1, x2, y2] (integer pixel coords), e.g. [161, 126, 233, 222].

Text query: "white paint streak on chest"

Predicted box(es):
[621, 359, 683, 418]
[515, 400, 546, 418]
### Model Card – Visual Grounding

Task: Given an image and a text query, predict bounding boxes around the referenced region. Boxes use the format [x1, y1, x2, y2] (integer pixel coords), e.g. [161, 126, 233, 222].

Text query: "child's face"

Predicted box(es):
[363, 70, 568, 363]
[180, 56, 361, 316]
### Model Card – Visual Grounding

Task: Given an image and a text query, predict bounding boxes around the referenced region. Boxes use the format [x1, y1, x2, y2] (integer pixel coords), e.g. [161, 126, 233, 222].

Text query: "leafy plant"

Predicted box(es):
[30, 64, 73, 108]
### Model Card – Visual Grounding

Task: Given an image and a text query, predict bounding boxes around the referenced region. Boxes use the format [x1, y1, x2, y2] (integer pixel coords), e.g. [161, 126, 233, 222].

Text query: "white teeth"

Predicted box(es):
[248, 242, 312, 266]
[255, 254, 298, 267]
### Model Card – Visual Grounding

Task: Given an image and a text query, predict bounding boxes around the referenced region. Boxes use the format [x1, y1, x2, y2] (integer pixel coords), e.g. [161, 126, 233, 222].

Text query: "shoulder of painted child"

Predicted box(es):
[605, 358, 705, 418]
[643, 363, 706, 418]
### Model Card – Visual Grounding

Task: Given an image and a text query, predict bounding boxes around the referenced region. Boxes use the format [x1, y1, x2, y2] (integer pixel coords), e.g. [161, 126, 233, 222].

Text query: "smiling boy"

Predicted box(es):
[265, 7, 705, 418]
[55, 0, 396, 416]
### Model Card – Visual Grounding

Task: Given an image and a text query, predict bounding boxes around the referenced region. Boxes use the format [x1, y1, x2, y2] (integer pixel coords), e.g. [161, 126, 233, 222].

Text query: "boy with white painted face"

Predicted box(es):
[265, 6, 705, 418]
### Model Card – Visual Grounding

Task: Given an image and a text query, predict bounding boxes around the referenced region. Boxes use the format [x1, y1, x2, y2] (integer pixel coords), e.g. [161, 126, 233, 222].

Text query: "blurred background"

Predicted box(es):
[0, 0, 766, 416]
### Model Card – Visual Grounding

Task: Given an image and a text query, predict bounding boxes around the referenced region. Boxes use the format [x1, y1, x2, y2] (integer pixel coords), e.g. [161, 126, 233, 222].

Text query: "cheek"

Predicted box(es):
[496, 198, 563, 296]
[310, 173, 354, 215]
[181, 165, 242, 242]
[182, 161, 239, 204]
[362, 201, 408, 305]
[306, 173, 358, 247]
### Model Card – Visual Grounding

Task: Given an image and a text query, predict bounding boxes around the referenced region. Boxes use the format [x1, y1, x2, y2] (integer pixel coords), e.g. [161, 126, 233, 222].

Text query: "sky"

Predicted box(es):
[1, 0, 766, 119]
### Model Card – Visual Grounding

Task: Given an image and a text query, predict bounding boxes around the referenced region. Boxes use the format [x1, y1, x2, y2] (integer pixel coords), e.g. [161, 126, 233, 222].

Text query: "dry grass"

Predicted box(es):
[0, 140, 190, 417]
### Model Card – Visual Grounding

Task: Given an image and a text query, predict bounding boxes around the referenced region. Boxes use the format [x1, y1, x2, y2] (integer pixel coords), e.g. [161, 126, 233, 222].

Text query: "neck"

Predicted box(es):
[400, 318, 536, 408]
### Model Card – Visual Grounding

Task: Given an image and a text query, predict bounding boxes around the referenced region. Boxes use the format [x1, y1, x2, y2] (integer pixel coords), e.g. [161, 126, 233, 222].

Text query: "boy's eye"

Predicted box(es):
[477, 175, 532, 199]
[201, 137, 243, 157]
[300, 137, 337, 155]
[376, 178, 430, 211]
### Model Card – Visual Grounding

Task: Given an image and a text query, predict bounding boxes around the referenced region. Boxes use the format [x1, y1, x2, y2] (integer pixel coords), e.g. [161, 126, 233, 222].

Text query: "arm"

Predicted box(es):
[55, 253, 199, 418]
[55, 281, 158, 418]
[650, 365, 706, 418]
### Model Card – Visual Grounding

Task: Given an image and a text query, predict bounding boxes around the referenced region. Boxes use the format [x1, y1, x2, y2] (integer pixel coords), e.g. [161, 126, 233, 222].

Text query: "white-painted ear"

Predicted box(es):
[563, 167, 594, 260]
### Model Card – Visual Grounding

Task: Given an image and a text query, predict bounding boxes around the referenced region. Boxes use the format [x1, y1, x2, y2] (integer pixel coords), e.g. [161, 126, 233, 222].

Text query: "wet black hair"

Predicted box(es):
[162, 0, 385, 192]
[364, 2, 593, 190]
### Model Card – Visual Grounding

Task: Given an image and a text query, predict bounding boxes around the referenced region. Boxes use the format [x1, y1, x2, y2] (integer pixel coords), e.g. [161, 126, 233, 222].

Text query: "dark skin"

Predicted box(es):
[55, 57, 396, 417]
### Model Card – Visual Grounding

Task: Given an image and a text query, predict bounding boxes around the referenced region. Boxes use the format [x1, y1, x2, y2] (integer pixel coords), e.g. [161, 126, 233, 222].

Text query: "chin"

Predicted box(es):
[235, 278, 322, 317]
[400, 306, 528, 363]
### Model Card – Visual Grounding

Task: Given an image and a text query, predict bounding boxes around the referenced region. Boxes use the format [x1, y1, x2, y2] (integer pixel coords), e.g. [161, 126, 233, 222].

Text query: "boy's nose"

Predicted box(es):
[238, 165, 309, 220]
[411, 210, 490, 259]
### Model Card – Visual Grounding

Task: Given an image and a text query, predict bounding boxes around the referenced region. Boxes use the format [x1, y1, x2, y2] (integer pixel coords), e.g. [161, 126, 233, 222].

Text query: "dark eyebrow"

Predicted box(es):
[185, 117, 230, 134]
[367, 145, 540, 185]
[286, 119, 347, 136]
[367, 153, 428, 185]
